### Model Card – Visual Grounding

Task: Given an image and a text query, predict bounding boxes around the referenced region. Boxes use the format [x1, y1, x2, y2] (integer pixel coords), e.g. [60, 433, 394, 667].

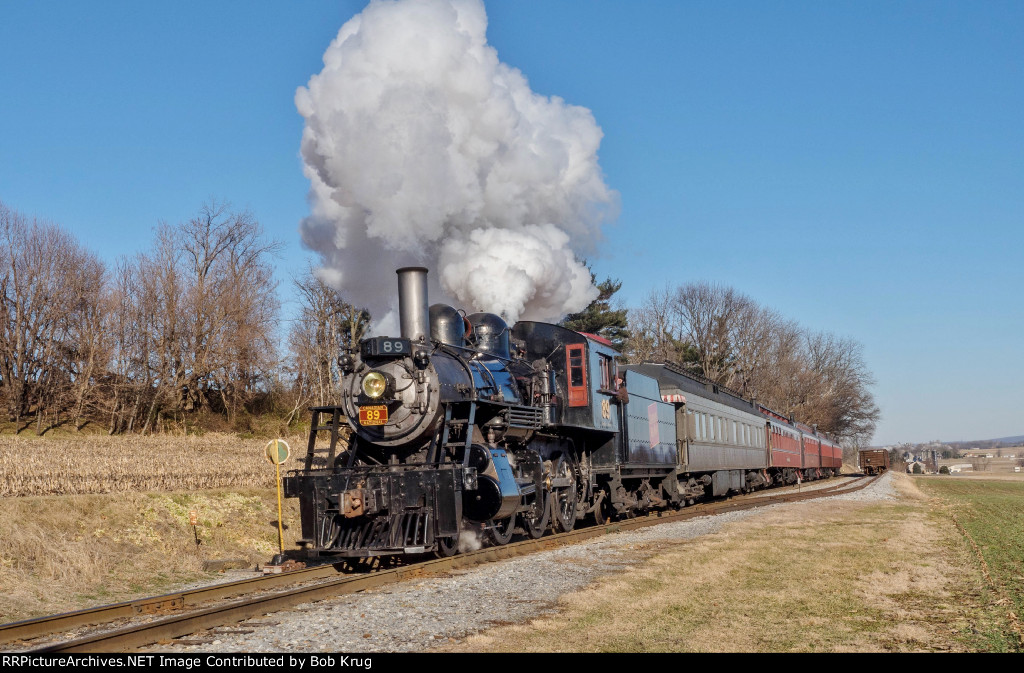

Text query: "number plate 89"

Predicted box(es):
[359, 405, 388, 426]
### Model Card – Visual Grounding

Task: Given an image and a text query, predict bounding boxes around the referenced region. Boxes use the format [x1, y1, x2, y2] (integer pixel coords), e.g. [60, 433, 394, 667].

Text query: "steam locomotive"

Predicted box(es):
[281, 267, 841, 559]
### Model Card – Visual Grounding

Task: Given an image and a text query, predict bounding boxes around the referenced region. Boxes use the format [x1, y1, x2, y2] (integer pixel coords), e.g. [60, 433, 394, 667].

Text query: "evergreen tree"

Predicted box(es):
[560, 269, 629, 350]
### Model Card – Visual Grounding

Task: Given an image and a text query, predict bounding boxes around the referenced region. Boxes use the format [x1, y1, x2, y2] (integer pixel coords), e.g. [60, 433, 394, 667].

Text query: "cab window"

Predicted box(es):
[566, 344, 588, 407]
[599, 354, 613, 390]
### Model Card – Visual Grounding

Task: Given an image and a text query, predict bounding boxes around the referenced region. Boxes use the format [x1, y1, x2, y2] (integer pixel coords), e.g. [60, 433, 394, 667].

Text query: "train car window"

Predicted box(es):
[566, 344, 588, 407]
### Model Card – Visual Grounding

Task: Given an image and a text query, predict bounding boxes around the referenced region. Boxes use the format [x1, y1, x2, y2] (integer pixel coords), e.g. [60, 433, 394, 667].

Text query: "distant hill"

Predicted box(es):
[871, 434, 1024, 450]
[946, 434, 1024, 450]
[953, 434, 1024, 445]
[991, 435, 1024, 444]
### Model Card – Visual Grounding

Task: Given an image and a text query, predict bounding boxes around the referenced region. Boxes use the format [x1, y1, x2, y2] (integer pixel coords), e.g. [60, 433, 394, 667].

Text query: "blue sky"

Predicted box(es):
[1, 1, 1021, 445]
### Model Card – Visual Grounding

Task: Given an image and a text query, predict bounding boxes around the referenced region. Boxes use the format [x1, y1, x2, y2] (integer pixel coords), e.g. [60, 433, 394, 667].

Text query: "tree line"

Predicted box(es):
[1, 200, 879, 443]
[559, 267, 879, 444]
[1, 200, 323, 435]
[620, 283, 879, 443]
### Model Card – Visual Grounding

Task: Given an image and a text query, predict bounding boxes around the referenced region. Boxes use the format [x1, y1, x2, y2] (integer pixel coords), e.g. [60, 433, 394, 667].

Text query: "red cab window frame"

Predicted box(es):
[566, 344, 588, 407]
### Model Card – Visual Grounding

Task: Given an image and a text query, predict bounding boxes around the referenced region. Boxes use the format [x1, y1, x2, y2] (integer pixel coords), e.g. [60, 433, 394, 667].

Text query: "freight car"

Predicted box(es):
[281, 267, 843, 561]
[859, 449, 890, 475]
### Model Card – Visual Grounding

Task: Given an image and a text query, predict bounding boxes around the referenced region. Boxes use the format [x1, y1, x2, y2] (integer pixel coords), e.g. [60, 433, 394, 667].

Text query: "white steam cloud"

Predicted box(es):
[296, 0, 617, 327]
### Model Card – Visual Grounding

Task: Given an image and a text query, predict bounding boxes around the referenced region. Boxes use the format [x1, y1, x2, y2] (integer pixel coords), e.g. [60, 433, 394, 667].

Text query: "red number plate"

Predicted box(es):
[358, 405, 388, 426]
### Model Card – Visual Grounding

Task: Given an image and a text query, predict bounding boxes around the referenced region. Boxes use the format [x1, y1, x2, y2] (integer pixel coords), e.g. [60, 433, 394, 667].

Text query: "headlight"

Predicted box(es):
[361, 371, 388, 399]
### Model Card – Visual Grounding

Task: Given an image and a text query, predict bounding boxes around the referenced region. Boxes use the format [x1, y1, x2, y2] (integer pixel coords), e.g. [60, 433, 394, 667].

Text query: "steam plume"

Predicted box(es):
[296, 0, 617, 329]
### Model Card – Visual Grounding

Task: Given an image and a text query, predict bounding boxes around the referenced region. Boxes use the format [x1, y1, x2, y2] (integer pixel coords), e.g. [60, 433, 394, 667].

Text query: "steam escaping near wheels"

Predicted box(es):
[458, 530, 483, 554]
[296, 0, 617, 329]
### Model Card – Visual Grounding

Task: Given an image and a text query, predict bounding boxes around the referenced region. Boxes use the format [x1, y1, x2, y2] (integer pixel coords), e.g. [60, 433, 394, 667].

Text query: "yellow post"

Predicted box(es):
[275, 457, 284, 555]
[265, 439, 291, 558]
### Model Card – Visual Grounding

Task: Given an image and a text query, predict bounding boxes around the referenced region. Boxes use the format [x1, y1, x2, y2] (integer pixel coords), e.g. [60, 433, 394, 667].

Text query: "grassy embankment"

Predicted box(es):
[915, 476, 1024, 651]
[5, 433, 1022, 652]
[442, 473, 1020, 653]
[0, 434, 304, 624]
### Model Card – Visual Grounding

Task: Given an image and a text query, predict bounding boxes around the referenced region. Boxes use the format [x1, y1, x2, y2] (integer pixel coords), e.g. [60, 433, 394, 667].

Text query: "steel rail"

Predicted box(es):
[10, 474, 875, 652]
[0, 559, 359, 646]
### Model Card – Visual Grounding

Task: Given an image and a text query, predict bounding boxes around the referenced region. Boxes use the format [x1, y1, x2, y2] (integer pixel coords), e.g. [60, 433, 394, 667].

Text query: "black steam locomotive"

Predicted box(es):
[281, 267, 839, 560]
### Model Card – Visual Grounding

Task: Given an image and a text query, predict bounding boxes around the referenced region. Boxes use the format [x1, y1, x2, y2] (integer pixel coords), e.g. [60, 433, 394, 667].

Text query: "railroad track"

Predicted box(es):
[2, 474, 878, 653]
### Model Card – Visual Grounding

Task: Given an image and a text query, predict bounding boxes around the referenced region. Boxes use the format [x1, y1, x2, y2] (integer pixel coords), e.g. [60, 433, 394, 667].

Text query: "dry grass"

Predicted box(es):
[0, 431, 310, 623]
[0, 433, 286, 496]
[440, 473, 995, 652]
[0, 488, 301, 623]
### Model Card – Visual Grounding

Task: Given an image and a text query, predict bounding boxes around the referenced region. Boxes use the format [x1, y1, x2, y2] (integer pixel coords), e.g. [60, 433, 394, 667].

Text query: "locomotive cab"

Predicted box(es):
[511, 321, 624, 432]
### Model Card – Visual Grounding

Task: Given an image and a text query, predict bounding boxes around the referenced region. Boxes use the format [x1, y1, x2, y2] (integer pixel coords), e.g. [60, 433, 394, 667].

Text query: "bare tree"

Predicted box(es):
[625, 277, 880, 442]
[287, 268, 370, 411]
[106, 258, 149, 433]
[0, 202, 106, 433]
[625, 287, 691, 365]
[799, 331, 880, 440]
[178, 201, 281, 423]
[138, 225, 188, 433]
[671, 282, 747, 383]
[103, 201, 282, 433]
[64, 254, 111, 429]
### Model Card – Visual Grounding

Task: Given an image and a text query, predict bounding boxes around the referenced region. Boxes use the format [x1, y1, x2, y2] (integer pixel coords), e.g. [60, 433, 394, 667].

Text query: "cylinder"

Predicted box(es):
[397, 267, 430, 342]
[461, 444, 521, 522]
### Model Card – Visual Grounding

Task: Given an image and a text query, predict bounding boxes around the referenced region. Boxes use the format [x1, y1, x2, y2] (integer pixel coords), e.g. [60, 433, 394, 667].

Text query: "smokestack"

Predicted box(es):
[397, 267, 429, 342]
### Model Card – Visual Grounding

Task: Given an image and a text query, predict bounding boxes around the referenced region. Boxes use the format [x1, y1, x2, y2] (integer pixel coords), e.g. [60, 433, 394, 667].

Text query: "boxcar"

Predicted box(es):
[859, 449, 890, 475]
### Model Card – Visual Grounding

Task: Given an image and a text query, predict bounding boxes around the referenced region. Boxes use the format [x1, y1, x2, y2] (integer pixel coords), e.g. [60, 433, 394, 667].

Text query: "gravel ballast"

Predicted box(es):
[144, 473, 897, 653]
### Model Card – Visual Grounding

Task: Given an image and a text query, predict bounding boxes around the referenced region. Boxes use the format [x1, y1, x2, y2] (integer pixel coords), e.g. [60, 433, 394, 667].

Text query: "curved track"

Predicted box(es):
[2, 474, 877, 652]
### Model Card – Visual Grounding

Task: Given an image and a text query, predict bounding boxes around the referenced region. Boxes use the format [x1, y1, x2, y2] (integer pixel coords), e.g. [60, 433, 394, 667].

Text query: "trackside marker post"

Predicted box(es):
[189, 509, 200, 547]
[265, 439, 291, 556]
